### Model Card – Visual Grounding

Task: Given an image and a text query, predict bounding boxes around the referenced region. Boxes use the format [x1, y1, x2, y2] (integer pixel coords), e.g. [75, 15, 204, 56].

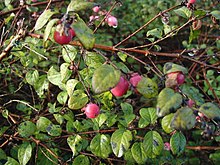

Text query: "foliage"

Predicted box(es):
[0, 0, 220, 164]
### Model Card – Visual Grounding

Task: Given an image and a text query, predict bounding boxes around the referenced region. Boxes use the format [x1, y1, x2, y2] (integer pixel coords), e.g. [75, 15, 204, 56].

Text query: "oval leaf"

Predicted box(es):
[156, 88, 183, 117]
[171, 107, 196, 130]
[34, 9, 55, 31]
[131, 142, 148, 164]
[199, 102, 220, 120]
[170, 131, 186, 155]
[92, 64, 121, 94]
[161, 113, 175, 134]
[163, 62, 188, 75]
[72, 155, 90, 165]
[90, 134, 112, 158]
[57, 91, 68, 105]
[211, 10, 220, 20]
[67, 0, 94, 12]
[111, 129, 133, 157]
[47, 66, 61, 86]
[138, 107, 157, 128]
[36, 117, 52, 132]
[68, 90, 88, 110]
[143, 131, 164, 158]
[174, 6, 192, 19]
[25, 70, 39, 86]
[62, 45, 77, 63]
[18, 142, 32, 165]
[46, 124, 62, 136]
[66, 79, 79, 96]
[136, 77, 158, 98]
[67, 135, 82, 157]
[43, 18, 59, 42]
[18, 121, 36, 138]
[60, 63, 72, 83]
[72, 15, 95, 49]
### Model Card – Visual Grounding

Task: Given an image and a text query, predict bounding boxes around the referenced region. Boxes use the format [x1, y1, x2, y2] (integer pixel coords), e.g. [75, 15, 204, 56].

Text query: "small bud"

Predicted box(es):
[92, 6, 100, 13]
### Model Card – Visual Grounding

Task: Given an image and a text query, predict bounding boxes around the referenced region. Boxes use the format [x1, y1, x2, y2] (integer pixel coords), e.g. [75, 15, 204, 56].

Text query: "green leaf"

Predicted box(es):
[111, 129, 133, 157]
[68, 90, 88, 110]
[92, 64, 121, 94]
[53, 114, 64, 125]
[44, 18, 59, 42]
[117, 52, 127, 62]
[62, 45, 77, 63]
[5, 157, 19, 165]
[34, 9, 56, 31]
[72, 15, 95, 49]
[198, 102, 220, 120]
[121, 102, 133, 115]
[60, 63, 72, 83]
[174, 6, 192, 19]
[34, 75, 49, 98]
[72, 155, 90, 165]
[163, 62, 188, 75]
[84, 51, 105, 68]
[18, 142, 32, 165]
[171, 107, 196, 130]
[136, 77, 158, 99]
[211, 10, 220, 20]
[147, 28, 162, 38]
[0, 148, 7, 161]
[93, 113, 108, 128]
[143, 131, 163, 158]
[36, 147, 58, 165]
[18, 121, 36, 138]
[57, 91, 68, 105]
[46, 124, 62, 136]
[138, 107, 157, 128]
[131, 142, 148, 164]
[66, 79, 79, 96]
[67, 0, 94, 12]
[25, 70, 39, 86]
[170, 131, 186, 155]
[47, 66, 61, 86]
[67, 135, 83, 157]
[161, 113, 175, 133]
[0, 126, 9, 137]
[36, 117, 52, 132]
[180, 84, 205, 106]
[209, 151, 220, 164]
[90, 134, 112, 158]
[156, 88, 183, 117]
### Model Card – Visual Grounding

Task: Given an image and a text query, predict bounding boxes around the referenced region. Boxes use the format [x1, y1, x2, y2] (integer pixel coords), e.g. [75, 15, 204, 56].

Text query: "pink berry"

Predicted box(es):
[92, 6, 100, 13]
[164, 142, 171, 151]
[187, 99, 195, 108]
[130, 73, 142, 87]
[82, 103, 100, 119]
[111, 76, 129, 97]
[106, 15, 118, 28]
[189, 0, 196, 4]
[176, 72, 185, 85]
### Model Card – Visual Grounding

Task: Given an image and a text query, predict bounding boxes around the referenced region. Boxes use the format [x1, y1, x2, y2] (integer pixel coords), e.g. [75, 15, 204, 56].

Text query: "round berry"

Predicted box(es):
[106, 15, 118, 28]
[92, 6, 100, 13]
[82, 103, 100, 119]
[176, 72, 185, 85]
[111, 76, 129, 97]
[130, 73, 142, 87]
[54, 24, 75, 45]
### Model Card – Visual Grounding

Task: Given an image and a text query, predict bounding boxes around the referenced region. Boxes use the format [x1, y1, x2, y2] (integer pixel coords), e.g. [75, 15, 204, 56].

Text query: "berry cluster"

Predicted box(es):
[90, 5, 118, 28]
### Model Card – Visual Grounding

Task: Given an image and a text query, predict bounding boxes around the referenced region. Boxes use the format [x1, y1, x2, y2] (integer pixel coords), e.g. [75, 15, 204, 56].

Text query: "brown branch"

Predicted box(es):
[186, 146, 220, 150]
[114, 5, 180, 48]
[0, 0, 63, 17]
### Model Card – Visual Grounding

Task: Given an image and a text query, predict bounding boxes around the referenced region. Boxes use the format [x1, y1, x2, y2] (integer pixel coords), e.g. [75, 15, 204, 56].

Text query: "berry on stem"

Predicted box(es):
[82, 103, 100, 119]
[111, 76, 129, 97]
[129, 73, 142, 87]
[106, 15, 118, 28]
[54, 24, 76, 45]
